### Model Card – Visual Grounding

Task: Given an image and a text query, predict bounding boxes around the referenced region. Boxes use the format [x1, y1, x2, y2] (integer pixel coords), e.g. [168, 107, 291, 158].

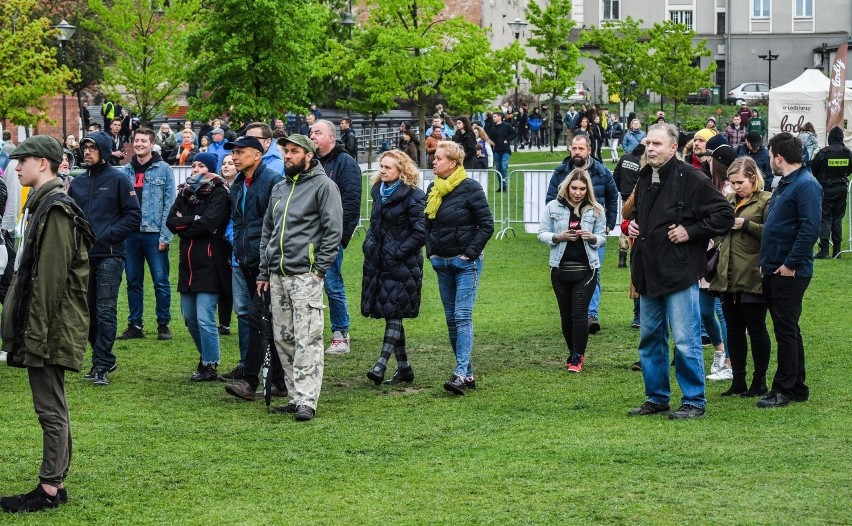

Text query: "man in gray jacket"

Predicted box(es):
[257, 135, 342, 422]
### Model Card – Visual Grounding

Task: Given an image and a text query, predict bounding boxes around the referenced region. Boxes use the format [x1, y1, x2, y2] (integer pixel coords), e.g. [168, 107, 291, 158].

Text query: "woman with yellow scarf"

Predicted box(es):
[425, 141, 494, 395]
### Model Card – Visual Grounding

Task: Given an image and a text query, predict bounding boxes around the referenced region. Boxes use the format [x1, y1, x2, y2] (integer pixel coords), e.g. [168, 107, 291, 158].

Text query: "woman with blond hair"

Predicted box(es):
[362, 150, 427, 385]
[708, 156, 772, 397]
[426, 141, 494, 395]
[539, 168, 607, 372]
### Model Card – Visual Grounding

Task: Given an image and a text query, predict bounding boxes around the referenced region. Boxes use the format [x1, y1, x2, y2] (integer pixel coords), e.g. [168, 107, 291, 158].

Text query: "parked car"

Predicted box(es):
[727, 82, 771, 105]
[687, 88, 712, 104]
[563, 81, 591, 104]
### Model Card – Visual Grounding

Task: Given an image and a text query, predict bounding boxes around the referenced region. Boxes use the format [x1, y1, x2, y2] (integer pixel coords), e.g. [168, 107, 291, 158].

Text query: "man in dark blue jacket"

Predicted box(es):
[546, 135, 618, 334]
[311, 120, 361, 355]
[68, 131, 141, 386]
[758, 132, 822, 408]
[220, 136, 287, 401]
[736, 131, 773, 190]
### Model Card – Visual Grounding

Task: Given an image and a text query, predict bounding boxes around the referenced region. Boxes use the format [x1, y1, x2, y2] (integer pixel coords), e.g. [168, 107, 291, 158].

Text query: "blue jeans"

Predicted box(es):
[494, 152, 510, 189]
[588, 245, 606, 318]
[87, 257, 124, 370]
[124, 232, 171, 327]
[638, 284, 706, 408]
[699, 290, 728, 354]
[231, 267, 251, 362]
[431, 256, 483, 377]
[180, 292, 220, 365]
[323, 247, 349, 333]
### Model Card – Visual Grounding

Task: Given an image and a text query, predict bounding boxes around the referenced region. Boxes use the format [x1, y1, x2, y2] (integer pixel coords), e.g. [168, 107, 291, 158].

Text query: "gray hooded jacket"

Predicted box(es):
[259, 160, 342, 280]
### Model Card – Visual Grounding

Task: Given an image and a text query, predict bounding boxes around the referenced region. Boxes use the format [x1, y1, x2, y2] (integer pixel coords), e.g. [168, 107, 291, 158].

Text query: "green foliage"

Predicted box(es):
[647, 21, 716, 122]
[522, 0, 584, 152]
[582, 17, 650, 111]
[86, 0, 200, 126]
[346, 0, 519, 165]
[0, 0, 77, 127]
[186, 0, 332, 124]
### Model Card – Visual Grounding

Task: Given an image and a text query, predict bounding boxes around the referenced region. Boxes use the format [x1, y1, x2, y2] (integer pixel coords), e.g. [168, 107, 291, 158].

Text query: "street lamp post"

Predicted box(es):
[757, 50, 779, 90]
[52, 19, 76, 140]
[340, 2, 355, 117]
[508, 17, 527, 113]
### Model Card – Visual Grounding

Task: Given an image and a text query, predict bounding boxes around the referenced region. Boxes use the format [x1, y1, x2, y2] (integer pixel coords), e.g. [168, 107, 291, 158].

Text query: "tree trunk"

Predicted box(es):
[368, 116, 376, 170]
[548, 96, 555, 153]
[417, 98, 427, 169]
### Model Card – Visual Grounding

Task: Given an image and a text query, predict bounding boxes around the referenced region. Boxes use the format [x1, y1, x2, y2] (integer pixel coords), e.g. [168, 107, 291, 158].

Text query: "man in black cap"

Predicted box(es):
[736, 131, 772, 190]
[1, 136, 95, 513]
[811, 126, 852, 259]
[219, 136, 288, 401]
[68, 132, 141, 386]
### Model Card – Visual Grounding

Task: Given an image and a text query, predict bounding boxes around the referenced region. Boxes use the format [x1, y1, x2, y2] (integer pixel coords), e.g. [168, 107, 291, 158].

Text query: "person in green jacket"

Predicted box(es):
[1, 136, 95, 513]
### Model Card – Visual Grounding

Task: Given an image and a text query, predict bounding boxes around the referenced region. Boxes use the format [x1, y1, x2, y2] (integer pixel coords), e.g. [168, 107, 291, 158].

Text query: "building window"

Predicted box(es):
[753, 0, 771, 18]
[603, 0, 620, 20]
[670, 10, 693, 30]
[716, 12, 726, 35]
[795, 0, 813, 17]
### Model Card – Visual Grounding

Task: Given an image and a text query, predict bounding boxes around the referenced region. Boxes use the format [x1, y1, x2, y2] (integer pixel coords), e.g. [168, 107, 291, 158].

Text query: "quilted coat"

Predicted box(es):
[361, 182, 427, 319]
[424, 178, 494, 259]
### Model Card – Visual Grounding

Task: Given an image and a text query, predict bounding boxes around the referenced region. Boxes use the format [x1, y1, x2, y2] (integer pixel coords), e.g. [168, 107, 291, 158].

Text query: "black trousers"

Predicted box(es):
[720, 294, 771, 380]
[820, 182, 847, 254]
[551, 267, 596, 356]
[763, 275, 811, 400]
[238, 265, 285, 390]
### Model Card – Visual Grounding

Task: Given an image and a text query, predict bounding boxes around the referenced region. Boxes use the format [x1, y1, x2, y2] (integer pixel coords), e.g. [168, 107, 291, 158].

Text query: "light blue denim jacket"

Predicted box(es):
[538, 199, 607, 268]
[122, 160, 175, 244]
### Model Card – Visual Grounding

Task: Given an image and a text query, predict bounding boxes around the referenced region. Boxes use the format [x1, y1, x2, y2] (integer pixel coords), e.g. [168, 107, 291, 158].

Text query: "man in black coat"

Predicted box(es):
[811, 126, 852, 259]
[339, 117, 358, 160]
[311, 119, 362, 355]
[613, 142, 645, 268]
[626, 123, 734, 420]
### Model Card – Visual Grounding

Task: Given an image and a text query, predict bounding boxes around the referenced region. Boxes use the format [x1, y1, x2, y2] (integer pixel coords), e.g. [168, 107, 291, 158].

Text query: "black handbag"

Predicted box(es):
[705, 242, 721, 281]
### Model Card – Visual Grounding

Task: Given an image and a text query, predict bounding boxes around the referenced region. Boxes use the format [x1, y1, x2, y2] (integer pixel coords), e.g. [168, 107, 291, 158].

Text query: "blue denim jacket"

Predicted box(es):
[122, 160, 175, 244]
[538, 199, 607, 268]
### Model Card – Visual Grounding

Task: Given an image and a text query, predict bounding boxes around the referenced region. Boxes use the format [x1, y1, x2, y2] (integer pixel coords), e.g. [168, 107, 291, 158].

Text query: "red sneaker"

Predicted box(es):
[567, 354, 585, 373]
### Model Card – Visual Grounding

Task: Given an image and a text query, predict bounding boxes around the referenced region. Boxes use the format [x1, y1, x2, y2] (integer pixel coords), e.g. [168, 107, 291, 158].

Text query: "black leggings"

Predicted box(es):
[551, 267, 597, 356]
[721, 294, 771, 379]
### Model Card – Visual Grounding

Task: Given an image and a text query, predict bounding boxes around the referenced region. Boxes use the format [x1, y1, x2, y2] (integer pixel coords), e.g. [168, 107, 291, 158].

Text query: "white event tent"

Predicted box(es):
[768, 69, 852, 147]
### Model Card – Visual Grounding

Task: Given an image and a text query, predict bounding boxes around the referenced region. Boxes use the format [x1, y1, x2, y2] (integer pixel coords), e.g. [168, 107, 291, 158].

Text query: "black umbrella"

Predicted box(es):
[260, 289, 274, 409]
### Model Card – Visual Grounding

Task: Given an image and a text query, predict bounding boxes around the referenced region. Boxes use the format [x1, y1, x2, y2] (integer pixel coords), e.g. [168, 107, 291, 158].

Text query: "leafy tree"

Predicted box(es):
[355, 0, 521, 166]
[647, 20, 715, 124]
[86, 0, 201, 126]
[522, 0, 584, 152]
[186, 0, 332, 125]
[582, 16, 651, 118]
[0, 0, 77, 128]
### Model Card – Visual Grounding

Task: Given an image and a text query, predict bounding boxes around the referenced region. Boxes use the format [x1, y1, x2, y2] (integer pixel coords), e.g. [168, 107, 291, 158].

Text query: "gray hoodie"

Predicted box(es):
[259, 159, 342, 280]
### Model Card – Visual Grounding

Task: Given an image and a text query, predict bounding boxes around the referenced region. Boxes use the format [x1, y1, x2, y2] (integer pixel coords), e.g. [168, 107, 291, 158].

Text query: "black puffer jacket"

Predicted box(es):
[167, 180, 231, 293]
[425, 177, 494, 259]
[452, 129, 477, 168]
[319, 144, 362, 248]
[361, 182, 427, 319]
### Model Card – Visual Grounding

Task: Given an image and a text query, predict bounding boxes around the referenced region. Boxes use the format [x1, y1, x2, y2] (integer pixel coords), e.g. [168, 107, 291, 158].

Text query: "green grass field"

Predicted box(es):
[1, 154, 850, 524]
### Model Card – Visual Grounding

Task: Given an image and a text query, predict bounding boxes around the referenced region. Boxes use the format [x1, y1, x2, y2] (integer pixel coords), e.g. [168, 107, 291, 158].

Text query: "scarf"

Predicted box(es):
[178, 145, 192, 165]
[380, 180, 401, 203]
[425, 165, 467, 219]
[180, 174, 225, 204]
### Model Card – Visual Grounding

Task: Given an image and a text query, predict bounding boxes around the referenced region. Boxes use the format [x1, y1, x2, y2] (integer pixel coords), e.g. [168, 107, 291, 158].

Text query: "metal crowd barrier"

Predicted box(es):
[836, 178, 852, 258]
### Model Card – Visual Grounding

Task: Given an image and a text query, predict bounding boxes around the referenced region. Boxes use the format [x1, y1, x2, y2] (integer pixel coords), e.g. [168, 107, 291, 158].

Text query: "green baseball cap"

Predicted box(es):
[10, 135, 64, 163]
[276, 134, 316, 155]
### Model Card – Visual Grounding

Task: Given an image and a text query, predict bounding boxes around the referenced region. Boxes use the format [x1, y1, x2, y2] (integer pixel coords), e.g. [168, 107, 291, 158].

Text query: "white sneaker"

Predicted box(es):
[325, 331, 350, 355]
[709, 351, 725, 375]
[0, 351, 6, 362]
[707, 364, 733, 381]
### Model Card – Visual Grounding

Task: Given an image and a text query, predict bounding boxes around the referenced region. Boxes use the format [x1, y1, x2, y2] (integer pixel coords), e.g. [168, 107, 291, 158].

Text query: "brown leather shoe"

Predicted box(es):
[225, 379, 256, 401]
[254, 383, 288, 399]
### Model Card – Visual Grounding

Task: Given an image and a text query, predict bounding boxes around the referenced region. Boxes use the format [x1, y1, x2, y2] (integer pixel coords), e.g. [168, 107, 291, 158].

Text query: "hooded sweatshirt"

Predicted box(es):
[811, 126, 852, 185]
[68, 131, 141, 259]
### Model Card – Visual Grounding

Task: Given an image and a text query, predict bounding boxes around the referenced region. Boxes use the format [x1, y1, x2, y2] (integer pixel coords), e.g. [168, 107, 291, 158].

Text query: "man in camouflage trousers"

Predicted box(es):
[257, 135, 342, 422]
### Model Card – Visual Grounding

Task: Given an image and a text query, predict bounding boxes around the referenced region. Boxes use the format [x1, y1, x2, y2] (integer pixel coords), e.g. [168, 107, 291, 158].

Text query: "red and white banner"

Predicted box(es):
[826, 42, 848, 133]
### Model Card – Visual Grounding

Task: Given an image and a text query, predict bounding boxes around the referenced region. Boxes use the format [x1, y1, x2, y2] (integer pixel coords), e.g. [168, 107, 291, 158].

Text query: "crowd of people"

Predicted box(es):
[0, 97, 849, 511]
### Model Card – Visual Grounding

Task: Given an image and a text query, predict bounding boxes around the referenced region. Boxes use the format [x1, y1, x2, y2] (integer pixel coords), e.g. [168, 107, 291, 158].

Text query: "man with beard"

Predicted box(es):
[219, 136, 288, 401]
[688, 128, 716, 171]
[310, 119, 362, 355]
[258, 135, 342, 421]
[117, 128, 175, 342]
[546, 135, 618, 334]
[67, 131, 141, 386]
[626, 123, 733, 419]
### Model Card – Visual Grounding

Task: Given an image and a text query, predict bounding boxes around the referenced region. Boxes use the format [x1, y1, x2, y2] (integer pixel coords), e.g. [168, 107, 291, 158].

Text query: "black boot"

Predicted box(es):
[191, 363, 218, 382]
[384, 367, 415, 385]
[741, 374, 768, 398]
[367, 364, 386, 385]
[618, 251, 627, 268]
[720, 373, 747, 396]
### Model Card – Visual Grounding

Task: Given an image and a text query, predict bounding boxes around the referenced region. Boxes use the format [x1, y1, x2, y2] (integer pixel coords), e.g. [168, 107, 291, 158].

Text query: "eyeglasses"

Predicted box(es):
[81, 145, 99, 152]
